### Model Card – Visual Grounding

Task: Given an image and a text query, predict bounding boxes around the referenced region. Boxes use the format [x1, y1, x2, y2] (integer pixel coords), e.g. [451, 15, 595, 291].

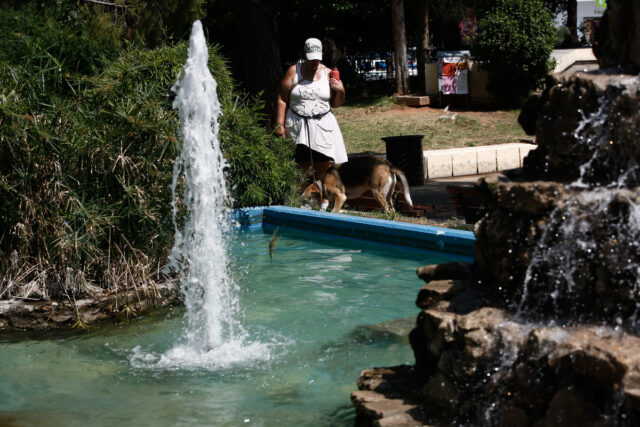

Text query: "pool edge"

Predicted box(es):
[231, 206, 475, 257]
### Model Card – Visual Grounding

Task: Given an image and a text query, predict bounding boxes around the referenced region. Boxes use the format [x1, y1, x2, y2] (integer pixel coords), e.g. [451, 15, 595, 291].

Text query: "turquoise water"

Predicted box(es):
[0, 228, 465, 426]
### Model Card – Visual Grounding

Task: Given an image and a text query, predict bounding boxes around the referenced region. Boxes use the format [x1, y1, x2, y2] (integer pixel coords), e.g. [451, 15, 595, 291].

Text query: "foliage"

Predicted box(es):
[0, 2, 126, 76]
[124, 0, 207, 47]
[473, 0, 556, 106]
[0, 4, 298, 299]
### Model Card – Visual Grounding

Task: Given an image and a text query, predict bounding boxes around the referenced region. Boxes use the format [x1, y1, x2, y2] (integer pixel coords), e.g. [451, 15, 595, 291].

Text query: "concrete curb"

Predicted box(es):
[551, 48, 597, 73]
[423, 142, 537, 179]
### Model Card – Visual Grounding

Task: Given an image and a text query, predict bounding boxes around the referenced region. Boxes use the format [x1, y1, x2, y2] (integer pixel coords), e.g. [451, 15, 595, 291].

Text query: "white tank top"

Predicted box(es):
[289, 63, 331, 118]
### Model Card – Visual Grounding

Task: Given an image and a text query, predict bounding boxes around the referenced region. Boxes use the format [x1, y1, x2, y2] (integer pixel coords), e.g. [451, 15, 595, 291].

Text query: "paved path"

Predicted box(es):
[409, 174, 489, 221]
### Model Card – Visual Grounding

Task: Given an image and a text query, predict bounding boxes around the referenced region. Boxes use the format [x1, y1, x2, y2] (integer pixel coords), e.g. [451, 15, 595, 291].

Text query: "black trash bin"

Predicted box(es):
[382, 135, 425, 186]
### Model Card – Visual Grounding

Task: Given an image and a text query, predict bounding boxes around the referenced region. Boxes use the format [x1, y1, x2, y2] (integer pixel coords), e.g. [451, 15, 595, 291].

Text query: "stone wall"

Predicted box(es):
[0, 282, 179, 330]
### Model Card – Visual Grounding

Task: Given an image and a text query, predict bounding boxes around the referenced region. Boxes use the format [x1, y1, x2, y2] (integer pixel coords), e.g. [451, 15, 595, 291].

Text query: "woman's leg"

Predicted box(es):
[295, 145, 333, 186]
[311, 160, 332, 181]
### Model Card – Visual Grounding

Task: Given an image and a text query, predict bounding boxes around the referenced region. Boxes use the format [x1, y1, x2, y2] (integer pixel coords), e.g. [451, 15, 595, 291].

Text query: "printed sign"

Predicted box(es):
[437, 51, 470, 95]
[594, 0, 606, 15]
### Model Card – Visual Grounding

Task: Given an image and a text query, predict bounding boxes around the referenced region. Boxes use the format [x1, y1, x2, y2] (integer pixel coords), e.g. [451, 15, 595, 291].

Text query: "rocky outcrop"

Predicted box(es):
[474, 175, 640, 323]
[351, 365, 428, 426]
[0, 281, 179, 330]
[355, 266, 640, 425]
[519, 72, 640, 185]
[413, 300, 640, 425]
[593, 0, 640, 72]
[353, 2, 640, 424]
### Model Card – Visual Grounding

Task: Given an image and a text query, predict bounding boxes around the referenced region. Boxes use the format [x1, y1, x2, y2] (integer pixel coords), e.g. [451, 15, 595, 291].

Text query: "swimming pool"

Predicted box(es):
[0, 223, 472, 426]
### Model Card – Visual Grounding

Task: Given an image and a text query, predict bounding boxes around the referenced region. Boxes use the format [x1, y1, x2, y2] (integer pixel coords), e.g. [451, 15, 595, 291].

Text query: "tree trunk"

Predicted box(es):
[236, 0, 282, 127]
[416, 0, 430, 95]
[391, 0, 409, 95]
[567, 0, 578, 44]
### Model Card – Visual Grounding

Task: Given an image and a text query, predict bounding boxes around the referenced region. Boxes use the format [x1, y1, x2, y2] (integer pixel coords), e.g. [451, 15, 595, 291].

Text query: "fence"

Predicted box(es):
[346, 53, 418, 82]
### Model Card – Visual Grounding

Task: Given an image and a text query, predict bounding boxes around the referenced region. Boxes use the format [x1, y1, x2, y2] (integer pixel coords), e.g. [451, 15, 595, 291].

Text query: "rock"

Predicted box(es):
[351, 391, 426, 427]
[539, 388, 601, 426]
[407, 305, 640, 425]
[374, 413, 429, 427]
[416, 263, 472, 283]
[476, 178, 564, 217]
[0, 281, 180, 330]
[497, 403, 530, 427]
[353, 366, 428, 426]
[517, 91, 542, 136]
[474, 175, 640, 322]
[421, 372, 459, 409]
[358, 365, 417, 397]
[415, 280, 456, 309]
[593, 0, 640, 72]
[520, 72, 640, 185]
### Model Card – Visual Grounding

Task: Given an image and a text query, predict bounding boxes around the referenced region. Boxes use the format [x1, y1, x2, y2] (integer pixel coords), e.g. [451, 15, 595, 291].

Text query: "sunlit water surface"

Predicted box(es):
[0, 228, 466, 426]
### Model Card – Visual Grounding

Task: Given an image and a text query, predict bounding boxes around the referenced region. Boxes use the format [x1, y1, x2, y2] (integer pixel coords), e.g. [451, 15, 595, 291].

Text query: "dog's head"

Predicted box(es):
[301, 181, 329, 210]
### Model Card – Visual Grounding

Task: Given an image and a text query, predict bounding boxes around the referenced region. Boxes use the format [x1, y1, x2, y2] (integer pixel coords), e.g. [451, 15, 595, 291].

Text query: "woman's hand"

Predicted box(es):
[329, 77, 345, 108]
[329, 77, 344, 94]
[274, 123, 285, 138]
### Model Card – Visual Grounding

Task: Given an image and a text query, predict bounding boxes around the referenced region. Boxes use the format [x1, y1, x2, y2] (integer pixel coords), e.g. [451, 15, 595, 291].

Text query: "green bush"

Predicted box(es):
[0, 5, 298, 299]
[473, 0, 556, 107]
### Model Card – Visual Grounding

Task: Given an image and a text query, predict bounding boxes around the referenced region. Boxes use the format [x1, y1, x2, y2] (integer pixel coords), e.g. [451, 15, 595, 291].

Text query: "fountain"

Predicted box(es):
[352, 1, 640, 424]
[157, 20, 270, 368]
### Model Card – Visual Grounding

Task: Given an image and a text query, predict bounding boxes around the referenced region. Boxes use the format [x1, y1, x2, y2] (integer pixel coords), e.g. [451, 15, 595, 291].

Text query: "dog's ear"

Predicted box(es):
[303, 182, 318, 192]
[302, 183, 321, 198]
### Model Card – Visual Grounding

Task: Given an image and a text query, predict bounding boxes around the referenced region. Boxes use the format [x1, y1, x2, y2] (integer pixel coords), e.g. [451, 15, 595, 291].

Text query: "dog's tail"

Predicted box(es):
[391, 168, 413, 207]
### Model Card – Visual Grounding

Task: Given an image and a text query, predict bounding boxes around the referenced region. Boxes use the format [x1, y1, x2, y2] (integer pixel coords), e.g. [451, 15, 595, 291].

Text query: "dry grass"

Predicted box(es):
[334, 96, 528, 155]
[340, 208, 475, 232]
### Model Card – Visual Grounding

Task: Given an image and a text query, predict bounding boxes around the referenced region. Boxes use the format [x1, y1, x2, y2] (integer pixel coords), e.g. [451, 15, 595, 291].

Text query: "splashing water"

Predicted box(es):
[152, 21, 271, 369]
[517, 92, 640, 329]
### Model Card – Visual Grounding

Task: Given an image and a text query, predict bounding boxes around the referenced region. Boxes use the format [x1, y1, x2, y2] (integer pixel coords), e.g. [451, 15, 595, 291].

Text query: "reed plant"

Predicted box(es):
[0, 5, 298, 302]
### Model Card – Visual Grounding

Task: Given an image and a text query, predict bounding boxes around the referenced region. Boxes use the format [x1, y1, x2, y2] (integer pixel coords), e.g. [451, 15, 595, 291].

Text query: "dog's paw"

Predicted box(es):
[320, 200, 329, 211]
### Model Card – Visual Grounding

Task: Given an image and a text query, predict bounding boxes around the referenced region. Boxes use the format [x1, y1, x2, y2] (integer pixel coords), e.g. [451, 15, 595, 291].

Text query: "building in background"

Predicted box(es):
[577, 0, 607, 44]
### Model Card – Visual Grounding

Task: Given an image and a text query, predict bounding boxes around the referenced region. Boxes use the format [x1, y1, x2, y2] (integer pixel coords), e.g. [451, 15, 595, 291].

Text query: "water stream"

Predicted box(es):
[516, 91, 640, 329]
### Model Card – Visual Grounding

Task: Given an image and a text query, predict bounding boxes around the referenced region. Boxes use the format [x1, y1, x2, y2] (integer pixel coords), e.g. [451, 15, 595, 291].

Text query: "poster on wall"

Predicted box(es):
[437, 51, 470, 95]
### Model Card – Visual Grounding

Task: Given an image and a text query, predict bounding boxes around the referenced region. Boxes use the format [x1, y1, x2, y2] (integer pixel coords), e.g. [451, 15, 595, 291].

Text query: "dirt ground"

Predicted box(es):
[341, 102, 521, 123]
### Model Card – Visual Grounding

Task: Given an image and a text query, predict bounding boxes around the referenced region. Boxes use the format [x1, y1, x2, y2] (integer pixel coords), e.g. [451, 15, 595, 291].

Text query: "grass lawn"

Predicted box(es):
[334, 96, 528, 155]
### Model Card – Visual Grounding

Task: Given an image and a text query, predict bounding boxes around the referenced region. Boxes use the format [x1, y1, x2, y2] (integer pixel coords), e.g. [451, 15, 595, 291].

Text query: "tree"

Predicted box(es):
[474, 0, 556, 106]
[415, 0, 430, 94]
[567, 0, 578, 42]
[235, 0, 283, 126]
[391, 0, 410, 94]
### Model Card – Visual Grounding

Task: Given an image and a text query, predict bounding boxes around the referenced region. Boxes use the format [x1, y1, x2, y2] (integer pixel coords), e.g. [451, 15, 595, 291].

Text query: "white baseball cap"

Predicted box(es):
[304, 38, 323, 61]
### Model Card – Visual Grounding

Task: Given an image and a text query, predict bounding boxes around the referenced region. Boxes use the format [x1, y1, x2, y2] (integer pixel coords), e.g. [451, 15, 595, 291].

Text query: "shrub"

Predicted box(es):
[473, 0, 556, 107]
[0, 5, 298, 300]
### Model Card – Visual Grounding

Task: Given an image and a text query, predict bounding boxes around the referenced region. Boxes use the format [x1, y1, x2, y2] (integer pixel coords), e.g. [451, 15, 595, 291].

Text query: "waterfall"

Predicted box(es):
[516, 87, 640, 329]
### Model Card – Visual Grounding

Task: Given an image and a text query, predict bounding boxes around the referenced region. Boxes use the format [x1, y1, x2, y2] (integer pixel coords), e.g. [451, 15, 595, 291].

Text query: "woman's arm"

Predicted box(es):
[329, 76, 345, 108]
[275, 65, 297, 136]
[275, 95, 287, 137]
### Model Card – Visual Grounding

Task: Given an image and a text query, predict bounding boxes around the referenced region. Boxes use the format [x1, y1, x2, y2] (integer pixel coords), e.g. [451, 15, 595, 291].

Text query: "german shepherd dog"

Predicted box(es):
[302, 156, 413, 213]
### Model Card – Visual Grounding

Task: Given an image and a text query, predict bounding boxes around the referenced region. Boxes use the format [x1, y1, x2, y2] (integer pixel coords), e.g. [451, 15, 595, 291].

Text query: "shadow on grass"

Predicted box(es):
[342, 95, 394, 108]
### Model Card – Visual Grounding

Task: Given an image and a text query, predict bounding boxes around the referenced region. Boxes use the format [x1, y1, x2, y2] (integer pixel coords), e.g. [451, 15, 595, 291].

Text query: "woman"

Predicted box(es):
[275, 38, 347, 182]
